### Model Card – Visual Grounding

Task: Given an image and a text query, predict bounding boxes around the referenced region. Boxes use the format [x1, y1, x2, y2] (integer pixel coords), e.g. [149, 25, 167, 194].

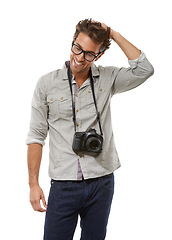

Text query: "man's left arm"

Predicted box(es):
[102, 23, 141, 60]
[102, 24, 154, 94]
[110, 30, 141, 60]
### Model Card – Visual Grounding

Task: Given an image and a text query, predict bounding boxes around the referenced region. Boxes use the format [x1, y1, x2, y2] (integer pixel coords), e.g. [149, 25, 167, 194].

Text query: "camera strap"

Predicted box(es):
[89, 66, 103, 136]
[66, 61, 77, 132]
[66, 61, 103, 136]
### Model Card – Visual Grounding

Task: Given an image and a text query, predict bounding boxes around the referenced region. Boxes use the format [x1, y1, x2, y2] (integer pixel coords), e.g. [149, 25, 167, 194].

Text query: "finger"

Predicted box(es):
[35, 199, 47, 212]
[41, 193, 47, 209]
[38, 207, 47, 212]
[34, 203, 47, 212]
[31, 199, 46, 212]
[101, 23, 108, 30]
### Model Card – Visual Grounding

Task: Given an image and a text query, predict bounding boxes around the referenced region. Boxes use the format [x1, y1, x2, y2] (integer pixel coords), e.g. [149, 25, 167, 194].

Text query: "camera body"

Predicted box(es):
[72, 128, 103, 156]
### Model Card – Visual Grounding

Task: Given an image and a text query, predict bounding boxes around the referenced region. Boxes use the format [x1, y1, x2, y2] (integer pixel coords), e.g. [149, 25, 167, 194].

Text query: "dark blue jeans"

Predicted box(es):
[44, 173, 114, 240]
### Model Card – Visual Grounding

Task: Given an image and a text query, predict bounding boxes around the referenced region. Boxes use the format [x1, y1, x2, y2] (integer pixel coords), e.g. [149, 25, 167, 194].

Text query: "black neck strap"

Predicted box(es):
[66, 61, 103, 136]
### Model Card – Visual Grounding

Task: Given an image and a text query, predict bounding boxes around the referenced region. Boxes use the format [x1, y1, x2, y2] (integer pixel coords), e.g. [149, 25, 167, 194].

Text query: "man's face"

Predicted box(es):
[70, 32, 103, 76]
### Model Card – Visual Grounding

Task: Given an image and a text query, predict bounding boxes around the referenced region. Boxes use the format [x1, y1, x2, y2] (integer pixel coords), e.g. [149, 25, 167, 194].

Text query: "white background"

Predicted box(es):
[0, 0, 172, 239]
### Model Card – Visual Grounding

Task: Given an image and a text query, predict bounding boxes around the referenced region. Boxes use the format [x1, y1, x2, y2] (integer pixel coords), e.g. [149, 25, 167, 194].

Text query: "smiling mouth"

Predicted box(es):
[74, 58, 83, 66]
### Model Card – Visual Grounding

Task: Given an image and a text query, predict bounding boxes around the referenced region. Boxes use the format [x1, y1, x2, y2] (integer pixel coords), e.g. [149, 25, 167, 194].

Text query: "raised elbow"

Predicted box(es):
[147, 63, 154, 78]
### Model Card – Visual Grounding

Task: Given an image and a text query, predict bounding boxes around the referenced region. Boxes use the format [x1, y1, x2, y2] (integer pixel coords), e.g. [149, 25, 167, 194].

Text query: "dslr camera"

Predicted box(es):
[72, 128, 103, 156]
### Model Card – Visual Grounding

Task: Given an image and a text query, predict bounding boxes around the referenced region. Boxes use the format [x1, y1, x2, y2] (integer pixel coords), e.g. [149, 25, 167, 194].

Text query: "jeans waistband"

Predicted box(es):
[51, 173, 113, 183]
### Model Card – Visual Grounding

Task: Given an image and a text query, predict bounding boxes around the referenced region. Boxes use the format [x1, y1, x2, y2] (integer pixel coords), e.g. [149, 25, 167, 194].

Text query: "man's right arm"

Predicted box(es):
[26, 76, 49, 212]
[27, 143, 47, 212]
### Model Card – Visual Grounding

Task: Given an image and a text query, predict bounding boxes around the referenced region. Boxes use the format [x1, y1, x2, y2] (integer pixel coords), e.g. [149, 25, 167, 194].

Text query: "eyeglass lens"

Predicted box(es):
[72, 44, 96, 62]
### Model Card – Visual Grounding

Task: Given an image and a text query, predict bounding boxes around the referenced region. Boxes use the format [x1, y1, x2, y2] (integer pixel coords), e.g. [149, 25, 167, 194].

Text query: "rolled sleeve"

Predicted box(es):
[26, 77, 48, 146]
[128, 51, 146, 68]
[111, 51, 154, 94]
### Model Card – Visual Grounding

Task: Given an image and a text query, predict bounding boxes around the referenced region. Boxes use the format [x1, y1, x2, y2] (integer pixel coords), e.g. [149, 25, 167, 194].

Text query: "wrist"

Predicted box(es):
[29, 183, 39, 189]
[110, 30, 120, 41]
[29, 178, 39, 188]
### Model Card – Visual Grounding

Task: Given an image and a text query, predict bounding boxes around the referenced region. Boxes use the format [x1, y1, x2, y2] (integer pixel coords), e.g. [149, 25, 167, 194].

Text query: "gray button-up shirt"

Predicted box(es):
[26, 52, 154, 180]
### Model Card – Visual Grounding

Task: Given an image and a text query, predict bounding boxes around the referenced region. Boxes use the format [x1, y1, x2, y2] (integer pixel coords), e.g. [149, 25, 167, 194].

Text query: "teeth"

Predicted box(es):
[75, 59, 82, 65]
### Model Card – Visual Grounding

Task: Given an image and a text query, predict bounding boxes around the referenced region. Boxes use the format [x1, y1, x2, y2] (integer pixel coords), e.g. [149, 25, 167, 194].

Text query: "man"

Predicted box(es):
[26, 19, 154, 239]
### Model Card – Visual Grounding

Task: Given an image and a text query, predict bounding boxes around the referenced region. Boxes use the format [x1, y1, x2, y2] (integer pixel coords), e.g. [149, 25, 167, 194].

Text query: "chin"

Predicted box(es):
[71, 59, 84, 73]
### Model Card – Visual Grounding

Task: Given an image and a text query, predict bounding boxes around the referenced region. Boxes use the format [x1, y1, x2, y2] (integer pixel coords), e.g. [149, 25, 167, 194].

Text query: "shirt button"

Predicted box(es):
[79, 155, 82, 158]
[76, 123, 79, 127]
[76, 109, 79, 112]
[100, 89, 103, 92]
[61, 97, 64, 100]
[76, 94, 78, 97]
[88, 90, 91, 93]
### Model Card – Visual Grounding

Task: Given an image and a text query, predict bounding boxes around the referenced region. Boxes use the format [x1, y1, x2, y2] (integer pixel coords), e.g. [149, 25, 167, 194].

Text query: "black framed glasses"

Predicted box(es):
[71, 42, 102, 62]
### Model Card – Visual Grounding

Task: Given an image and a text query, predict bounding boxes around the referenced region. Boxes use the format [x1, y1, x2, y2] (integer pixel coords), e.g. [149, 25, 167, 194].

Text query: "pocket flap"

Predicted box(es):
[47, 94, 67, 103]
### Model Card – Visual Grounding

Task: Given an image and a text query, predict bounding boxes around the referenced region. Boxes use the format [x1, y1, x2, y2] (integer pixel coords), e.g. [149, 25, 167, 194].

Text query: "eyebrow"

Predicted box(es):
[75, 42, 97, 55]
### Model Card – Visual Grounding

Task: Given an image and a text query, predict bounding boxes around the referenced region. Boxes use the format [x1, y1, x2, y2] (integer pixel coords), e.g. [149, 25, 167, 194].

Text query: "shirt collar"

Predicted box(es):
[61, 61, 100, 81]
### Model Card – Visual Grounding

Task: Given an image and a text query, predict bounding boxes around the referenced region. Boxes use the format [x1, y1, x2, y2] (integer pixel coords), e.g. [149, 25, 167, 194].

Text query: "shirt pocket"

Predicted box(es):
[47, 94, 71, 118]
[86, 88, 106, 113]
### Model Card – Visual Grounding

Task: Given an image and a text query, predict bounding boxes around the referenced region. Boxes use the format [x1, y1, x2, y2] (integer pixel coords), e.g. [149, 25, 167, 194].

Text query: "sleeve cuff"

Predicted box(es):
[26, 138, 45, 146]
[128, 51, 146, 68]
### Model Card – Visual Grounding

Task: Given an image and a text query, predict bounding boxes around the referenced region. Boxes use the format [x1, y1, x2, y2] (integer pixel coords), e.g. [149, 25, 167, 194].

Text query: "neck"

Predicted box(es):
[74, 71, 90, 81]
[71, 68, 90, 88]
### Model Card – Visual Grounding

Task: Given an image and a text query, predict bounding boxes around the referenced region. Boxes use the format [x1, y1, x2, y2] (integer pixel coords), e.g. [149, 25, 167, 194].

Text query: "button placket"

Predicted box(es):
[74, 87, 82, 130]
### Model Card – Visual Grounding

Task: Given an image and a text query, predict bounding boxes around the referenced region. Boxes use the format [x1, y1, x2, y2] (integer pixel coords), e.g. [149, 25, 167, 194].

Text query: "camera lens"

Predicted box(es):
[90, 140, 99, 150]
[86, 137, 102, 152]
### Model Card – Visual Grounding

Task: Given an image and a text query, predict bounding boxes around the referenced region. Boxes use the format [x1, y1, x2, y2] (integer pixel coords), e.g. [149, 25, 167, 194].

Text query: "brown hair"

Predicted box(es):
[74, 18, 111, 52]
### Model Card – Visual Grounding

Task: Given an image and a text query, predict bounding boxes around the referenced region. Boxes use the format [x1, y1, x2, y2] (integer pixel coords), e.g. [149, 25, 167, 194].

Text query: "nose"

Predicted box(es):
[76, 52, 85, 62]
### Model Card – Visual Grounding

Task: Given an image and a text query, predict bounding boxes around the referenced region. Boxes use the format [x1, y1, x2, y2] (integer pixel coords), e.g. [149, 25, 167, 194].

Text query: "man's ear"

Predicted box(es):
[95, 52, 104, 61]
